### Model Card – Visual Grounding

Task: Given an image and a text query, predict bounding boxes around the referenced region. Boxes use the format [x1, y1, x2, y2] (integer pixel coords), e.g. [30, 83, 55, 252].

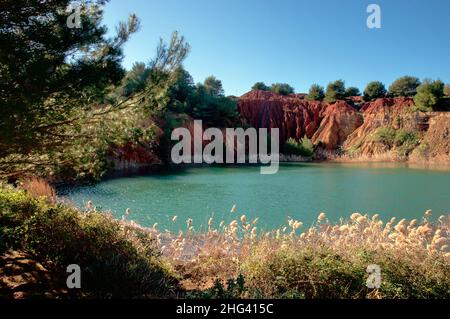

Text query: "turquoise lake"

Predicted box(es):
[60, 163, 450, 231]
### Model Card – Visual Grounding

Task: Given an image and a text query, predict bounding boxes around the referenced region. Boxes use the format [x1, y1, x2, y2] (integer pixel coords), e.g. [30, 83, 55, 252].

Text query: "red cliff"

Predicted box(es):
[238, 90, 362, 150]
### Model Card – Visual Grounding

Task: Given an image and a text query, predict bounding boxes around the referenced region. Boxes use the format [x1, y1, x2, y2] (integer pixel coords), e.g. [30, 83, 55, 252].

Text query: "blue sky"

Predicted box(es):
[102, 0, 450, 96]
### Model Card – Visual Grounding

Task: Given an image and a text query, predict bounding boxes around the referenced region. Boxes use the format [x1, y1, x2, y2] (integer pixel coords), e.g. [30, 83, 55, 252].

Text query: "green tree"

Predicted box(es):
[363, 81, 386, 101]
[413, 79, 444, 111]
[191, 83, 238, 127]
[0, 0, 190, 178]
[166, 67, 196, 113]
[270, 83, 295, 95]
[113, 62, 151, 99]
[204, 76, 224, 97]
[252, 82, 269, 91]
[307, 84, 325, 101]
[0, 0, 140, 173]
[324, 80, 346, 103]
[388, 76, 421, 97]
[345, 87, 361, 97]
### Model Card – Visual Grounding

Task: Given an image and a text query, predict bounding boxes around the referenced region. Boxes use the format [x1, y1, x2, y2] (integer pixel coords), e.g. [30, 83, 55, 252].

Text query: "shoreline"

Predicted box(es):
[50, 153, 450, 189]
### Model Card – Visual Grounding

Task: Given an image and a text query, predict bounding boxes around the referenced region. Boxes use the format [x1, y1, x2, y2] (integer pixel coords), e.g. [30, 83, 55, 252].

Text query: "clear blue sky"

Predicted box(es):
[102, 0, 450, 96]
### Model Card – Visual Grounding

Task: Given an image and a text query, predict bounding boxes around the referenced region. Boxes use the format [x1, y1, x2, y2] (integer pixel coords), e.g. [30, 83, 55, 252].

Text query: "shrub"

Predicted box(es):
[324, 80, 346, 103]
[345, 87, 361, 97]
[372, 127, 396, 147]
[251, 82, 269, 91]
[282, 137, 314, 156]
[363, 81, 386, 101]
[413, 79, 445, 111]
[307, 84, 325, 101]
[0, 187, 179, 298]
[372, 127, 419, 156]
[242, 243, 450, 299]
[394, 130, 419, 157]
[388, 76, 421, 97]
[269, 83, 295, 95]
[242, 248, 368, 298]
[187, 275, 247, 299]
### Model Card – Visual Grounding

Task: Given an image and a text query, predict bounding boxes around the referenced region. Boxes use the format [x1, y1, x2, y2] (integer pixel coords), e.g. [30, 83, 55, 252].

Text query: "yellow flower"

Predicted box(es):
[318, 212, 326, 221]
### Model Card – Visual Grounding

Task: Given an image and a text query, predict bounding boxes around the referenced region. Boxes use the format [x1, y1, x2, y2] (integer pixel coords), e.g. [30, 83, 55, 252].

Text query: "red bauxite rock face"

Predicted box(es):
[312, 101, 363, 150]
[238, 90, 322, 142]
[238, 90, 362, 149]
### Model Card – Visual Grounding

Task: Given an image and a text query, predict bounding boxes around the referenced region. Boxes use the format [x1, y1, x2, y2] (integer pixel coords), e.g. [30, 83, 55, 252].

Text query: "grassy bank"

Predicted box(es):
[0, 185, 449, 299]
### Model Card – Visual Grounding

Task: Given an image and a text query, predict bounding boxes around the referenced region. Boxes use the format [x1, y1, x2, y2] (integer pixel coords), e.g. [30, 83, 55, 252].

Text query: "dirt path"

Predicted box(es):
[0, 250, 68, 299]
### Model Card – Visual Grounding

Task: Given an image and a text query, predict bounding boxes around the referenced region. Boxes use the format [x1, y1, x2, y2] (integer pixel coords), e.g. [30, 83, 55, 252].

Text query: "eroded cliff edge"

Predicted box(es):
[238, 90, 450, 164]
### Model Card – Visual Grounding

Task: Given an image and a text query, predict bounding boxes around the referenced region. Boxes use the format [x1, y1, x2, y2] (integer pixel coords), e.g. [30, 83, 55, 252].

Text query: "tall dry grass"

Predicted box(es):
[20, 177, 56, 204]
[136, 208, 450, 298]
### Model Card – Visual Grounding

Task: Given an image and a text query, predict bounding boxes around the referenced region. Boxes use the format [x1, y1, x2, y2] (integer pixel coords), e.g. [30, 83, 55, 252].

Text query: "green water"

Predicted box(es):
[60, 163, 450, 231]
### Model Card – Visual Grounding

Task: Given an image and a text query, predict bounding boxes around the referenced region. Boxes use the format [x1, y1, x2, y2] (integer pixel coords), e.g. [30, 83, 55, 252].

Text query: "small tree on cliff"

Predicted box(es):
[252, 82, 269, 91]
[345, 87, 361, 97]
[203, 76, 225, 97]
[388, 76, 421, 97]
[363, 81, 386, 101]
[270, 83, 295, 95]
[413, 79, 444, 111]
[307, 84, 325, 101]
[324, 80, 346, 103]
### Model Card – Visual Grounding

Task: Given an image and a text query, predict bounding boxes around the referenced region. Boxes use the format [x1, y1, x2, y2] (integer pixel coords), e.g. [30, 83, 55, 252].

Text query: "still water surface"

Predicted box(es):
[60, 163, 450, 231]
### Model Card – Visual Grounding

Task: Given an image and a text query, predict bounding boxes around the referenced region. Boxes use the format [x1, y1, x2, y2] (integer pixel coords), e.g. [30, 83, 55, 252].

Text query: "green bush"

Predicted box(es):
[413, 79, 444, 111]
[324, 80, 346, 103]
[242, 248, 367, 298]
[363, 81, 386, 101]
[372, 127, 396, 147]
[388, 76, 421, 97]
[282, 138, 314, 156]
[242, 247, 450, 299]
[307, 84, 325, 101]
[187, 275, 247, 299]
[269, 83, 295, 95]
[0, 187, 179, 298]
[372, 128, 419, 156]
[251, 82, 269, 91]
[345, 87, 361, 97]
